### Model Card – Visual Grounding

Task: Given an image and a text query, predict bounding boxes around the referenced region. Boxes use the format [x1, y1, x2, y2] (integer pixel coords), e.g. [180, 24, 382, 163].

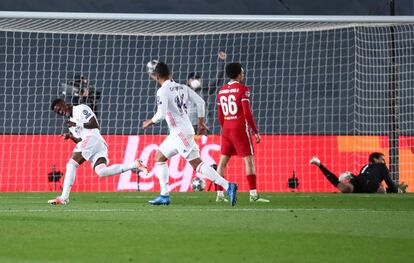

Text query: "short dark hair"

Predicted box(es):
[225, 63, 243, 79]
[369, 152, 384, 163]
[153, 62, 170, 78]
[51, 98, 65, 110]
[187, 72, 201, 80]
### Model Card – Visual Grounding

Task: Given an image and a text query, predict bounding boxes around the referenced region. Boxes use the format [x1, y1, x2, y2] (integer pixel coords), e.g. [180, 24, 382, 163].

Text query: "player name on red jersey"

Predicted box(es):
[218, 88, 239, 94]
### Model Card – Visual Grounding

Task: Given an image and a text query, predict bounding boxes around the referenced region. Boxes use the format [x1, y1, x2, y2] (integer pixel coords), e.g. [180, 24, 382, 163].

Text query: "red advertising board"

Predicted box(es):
[1, 135, 413, 192]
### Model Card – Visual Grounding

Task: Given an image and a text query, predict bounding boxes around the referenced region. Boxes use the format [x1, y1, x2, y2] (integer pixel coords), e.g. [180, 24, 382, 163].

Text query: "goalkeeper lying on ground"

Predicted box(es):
[310, 152, 407, 193]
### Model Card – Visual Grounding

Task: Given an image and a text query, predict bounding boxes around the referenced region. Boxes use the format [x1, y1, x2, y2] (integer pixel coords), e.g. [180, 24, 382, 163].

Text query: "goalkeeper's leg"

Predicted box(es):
[310, 156, 340, 187]
[310, 156, 353, 193]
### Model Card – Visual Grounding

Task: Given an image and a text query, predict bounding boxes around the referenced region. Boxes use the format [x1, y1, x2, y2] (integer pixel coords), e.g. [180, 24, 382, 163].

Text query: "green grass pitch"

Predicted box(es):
[1, 192, 414, 263]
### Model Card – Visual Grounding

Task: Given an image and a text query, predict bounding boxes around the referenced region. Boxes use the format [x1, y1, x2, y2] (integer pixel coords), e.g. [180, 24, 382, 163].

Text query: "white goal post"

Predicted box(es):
[0, 12, 413, 193]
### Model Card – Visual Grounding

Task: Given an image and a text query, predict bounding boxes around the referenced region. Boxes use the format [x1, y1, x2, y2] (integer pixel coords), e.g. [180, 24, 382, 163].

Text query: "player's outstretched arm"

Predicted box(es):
[208, 51, 227, 94]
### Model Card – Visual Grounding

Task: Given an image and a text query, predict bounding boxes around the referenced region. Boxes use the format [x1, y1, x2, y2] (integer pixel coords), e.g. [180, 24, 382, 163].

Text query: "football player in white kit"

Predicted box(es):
[48, 98, 148, 205]
[142, 62, 238, 206]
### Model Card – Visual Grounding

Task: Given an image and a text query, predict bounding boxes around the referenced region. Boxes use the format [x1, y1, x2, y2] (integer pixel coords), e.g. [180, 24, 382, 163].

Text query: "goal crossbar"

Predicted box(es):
[0, 12, 413, 36]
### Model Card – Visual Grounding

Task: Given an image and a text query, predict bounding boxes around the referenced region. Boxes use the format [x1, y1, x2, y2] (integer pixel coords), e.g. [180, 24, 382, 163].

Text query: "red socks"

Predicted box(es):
[216, 174, 257, 191]
[247, 174, 257, 190]
[215, 184, 225, 191]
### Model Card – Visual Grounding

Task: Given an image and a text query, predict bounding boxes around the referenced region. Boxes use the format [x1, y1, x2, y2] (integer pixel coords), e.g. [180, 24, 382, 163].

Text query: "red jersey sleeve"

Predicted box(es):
[241, 87, 259, 134]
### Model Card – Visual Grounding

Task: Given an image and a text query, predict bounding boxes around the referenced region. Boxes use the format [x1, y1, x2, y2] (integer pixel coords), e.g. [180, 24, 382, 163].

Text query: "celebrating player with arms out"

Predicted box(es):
[48, 99, 148, 205]
[216, 63, 269, 203]
[142, 62, 238, 206]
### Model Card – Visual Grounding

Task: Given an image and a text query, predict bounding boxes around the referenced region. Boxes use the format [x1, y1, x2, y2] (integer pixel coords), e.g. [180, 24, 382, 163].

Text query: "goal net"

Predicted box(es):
[0, 13, 413, 192]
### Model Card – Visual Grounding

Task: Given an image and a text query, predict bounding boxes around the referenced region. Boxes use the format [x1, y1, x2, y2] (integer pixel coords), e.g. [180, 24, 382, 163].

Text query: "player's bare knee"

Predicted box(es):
[94, 163, 107, 177]
[219, 155, 230, 166]
[244, 156, 255, 165]
[94, 157, 107, 167]
[217, 161, 227, 173]
[244, 156, 256, 174]
[93, 158, 107, 177]
[154, 150, 168, 163]
[189, 158, 202, 170]
[71, 152, 85, 165]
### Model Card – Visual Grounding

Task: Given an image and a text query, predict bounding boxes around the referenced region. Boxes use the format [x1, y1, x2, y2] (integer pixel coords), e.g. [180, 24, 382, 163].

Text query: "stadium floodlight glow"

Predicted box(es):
[0, 12, 413, 192]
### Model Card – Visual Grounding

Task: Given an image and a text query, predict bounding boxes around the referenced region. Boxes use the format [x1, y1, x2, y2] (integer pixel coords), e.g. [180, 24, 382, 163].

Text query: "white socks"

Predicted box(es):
[197, 162, 229, 190]
[61, 160, 138, 200]
[95, 162, 137, 177]
[249, 189, 258, 197]
[60, 159, 79, 200]
[155, 162, 169, 196]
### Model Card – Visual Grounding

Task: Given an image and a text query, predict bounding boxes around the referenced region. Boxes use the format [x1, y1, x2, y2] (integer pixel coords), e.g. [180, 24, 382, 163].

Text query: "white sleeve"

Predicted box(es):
[187, 86, 205, 118]
[151, 88, 168, 124]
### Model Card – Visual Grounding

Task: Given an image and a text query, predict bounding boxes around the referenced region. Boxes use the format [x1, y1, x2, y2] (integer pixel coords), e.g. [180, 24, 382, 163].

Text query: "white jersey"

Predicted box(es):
[151, 79, 205, 135]
[69, 104, 105, 142]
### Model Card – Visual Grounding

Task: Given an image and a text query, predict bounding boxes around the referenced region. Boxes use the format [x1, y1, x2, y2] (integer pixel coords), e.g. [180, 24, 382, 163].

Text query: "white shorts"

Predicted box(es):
[73, 135, 109, 168]
[158, 133, 200, 161]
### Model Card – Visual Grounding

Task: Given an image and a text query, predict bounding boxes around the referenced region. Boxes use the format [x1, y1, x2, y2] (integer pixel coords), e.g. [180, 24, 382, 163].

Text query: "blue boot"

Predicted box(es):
[148, 195, 170, 205]
[226, 183, 238, 206]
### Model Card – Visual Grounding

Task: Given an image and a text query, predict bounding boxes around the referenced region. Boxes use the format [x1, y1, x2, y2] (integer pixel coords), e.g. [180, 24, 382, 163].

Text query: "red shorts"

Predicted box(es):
[220, 128, 254, 157]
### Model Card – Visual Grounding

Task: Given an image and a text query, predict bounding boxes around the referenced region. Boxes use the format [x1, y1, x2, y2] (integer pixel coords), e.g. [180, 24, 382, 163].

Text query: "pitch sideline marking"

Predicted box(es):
[0, 208, 412, 213]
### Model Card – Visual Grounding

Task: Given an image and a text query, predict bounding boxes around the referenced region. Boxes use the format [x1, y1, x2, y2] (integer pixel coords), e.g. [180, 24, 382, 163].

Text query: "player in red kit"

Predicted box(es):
[216, 63, 269, 203]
